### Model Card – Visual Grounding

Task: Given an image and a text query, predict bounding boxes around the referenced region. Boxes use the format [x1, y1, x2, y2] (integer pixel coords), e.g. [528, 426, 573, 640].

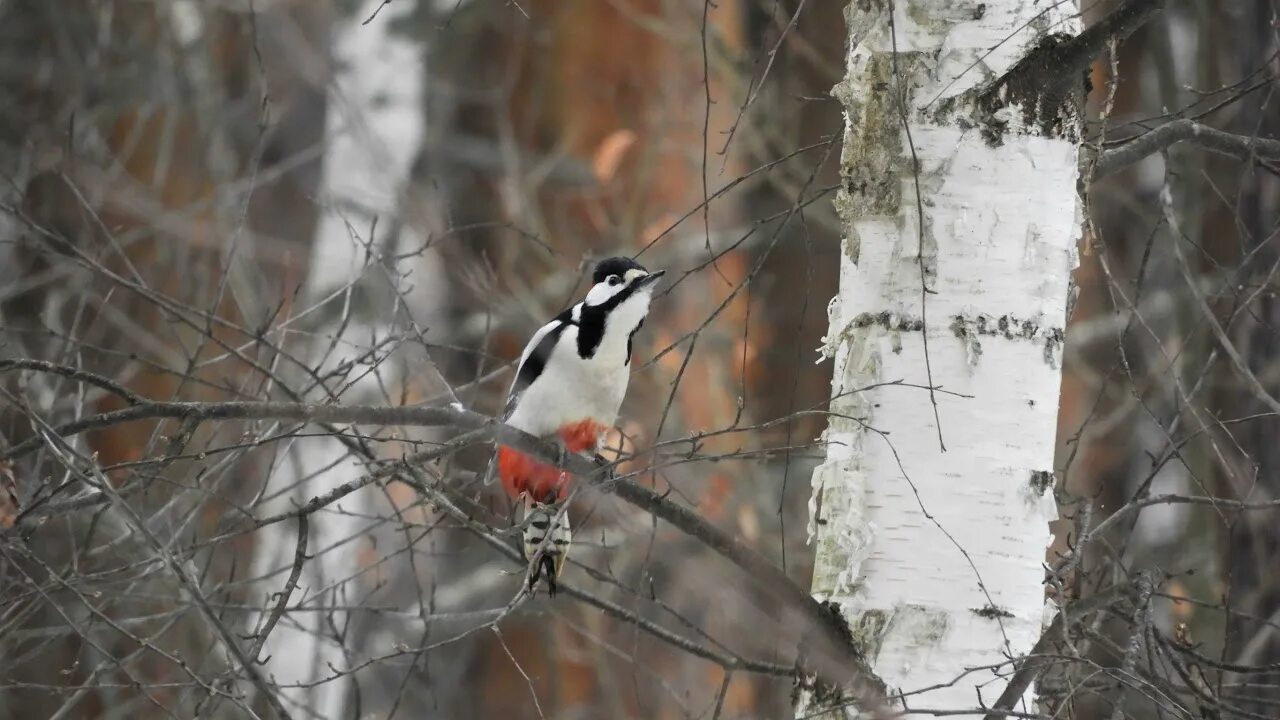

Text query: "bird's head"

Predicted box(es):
[582, 256, 665, 316]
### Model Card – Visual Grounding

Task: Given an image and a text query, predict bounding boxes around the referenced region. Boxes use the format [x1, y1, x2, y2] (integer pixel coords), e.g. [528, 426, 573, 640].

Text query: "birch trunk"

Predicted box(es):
[803, 0, 1081, 714]
[251, 1, 432, 715]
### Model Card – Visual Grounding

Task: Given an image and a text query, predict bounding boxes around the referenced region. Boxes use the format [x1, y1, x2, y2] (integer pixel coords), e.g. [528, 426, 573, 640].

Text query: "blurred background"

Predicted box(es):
[0, 0, 1276, 718]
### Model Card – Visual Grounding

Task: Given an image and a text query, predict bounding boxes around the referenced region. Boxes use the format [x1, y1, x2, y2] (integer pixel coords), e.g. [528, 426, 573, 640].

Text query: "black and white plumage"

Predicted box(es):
[496, 256, 665, 596]
[520, 502, 572, 594]
[504, 256, 665, 434]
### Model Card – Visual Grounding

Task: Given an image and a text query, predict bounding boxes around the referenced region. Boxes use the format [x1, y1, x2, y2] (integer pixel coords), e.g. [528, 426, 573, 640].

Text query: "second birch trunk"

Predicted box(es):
[803, 0, 1082, 714]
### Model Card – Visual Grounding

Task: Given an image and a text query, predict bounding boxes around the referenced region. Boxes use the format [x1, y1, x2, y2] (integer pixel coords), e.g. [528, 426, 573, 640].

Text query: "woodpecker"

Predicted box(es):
[497, 256, 665, 596]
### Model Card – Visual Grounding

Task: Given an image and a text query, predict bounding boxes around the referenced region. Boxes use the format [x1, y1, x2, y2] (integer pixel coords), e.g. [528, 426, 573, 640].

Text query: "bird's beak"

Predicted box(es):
[636, 269, 665, 287]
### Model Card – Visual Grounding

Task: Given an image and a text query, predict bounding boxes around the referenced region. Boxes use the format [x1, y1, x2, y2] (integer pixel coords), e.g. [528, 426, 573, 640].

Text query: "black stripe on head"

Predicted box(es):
[592, 256, 646, 284]
[577, 279, 652, 358]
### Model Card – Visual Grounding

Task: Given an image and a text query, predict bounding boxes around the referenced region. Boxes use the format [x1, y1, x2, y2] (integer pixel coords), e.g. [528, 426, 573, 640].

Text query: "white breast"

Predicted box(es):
[507, 324, 631, 438]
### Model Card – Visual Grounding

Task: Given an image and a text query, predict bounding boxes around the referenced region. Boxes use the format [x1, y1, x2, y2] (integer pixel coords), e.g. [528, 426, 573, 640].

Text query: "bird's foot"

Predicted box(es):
[590, 453, 616, 481]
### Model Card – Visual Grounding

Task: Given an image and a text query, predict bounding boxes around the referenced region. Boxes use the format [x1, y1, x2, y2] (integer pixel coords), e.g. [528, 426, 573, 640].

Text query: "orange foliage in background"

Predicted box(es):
[447, 0, 777, 715]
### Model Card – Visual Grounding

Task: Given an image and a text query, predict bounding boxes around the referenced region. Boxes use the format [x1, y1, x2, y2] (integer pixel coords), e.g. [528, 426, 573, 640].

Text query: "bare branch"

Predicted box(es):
[3, 395, 890, 712]
[1094, 119, 1280, 176]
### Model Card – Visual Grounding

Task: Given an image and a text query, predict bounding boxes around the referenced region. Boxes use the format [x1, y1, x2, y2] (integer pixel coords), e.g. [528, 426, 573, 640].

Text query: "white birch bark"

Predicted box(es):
[251, 1, 432, 715]
[803, 0, 1081, 714]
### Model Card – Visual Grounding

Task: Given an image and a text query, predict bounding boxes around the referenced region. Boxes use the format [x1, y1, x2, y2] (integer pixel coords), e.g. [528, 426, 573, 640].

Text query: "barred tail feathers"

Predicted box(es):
[496, 420, 606, 596]
[522, 498, 571, 596]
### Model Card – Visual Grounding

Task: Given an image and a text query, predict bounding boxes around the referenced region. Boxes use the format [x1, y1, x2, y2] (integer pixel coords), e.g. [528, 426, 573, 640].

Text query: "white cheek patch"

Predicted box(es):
[584, 281, 620, 306]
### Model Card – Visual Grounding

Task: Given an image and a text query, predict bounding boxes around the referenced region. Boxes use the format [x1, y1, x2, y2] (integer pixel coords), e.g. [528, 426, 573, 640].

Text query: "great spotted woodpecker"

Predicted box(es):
[497, 256, 665, 596]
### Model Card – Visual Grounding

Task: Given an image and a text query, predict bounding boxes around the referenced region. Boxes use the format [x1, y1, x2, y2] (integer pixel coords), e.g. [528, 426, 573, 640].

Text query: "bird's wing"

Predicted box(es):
[503, 305, 578, 420]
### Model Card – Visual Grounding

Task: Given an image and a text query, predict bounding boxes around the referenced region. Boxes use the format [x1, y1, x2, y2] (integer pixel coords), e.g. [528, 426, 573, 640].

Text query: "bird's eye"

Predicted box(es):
[606, 274, 622, 286]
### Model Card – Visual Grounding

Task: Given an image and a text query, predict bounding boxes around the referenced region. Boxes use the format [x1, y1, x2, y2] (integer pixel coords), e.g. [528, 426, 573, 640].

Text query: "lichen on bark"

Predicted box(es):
[932, 31, 1086, 144]
[833, 52, 905, 221]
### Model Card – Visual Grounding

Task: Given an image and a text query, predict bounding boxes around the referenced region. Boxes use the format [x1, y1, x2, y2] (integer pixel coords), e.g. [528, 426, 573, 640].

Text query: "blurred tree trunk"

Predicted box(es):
[246, 0, 437, 716]
[413, 0, 764, 716]
[1214, 2, 1280, 711]
[802, 0, 1082, 714]
[0, 2, 325, 716]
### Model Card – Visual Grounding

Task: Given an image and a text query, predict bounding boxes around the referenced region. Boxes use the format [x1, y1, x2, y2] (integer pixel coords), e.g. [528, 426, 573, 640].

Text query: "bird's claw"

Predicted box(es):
[591, 453, 616, 480]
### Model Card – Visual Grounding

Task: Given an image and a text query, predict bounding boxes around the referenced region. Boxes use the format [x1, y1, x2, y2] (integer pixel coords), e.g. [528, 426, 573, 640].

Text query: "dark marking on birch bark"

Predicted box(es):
[1030, 470, 1055, 495]
[852, 311, 925, 332]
